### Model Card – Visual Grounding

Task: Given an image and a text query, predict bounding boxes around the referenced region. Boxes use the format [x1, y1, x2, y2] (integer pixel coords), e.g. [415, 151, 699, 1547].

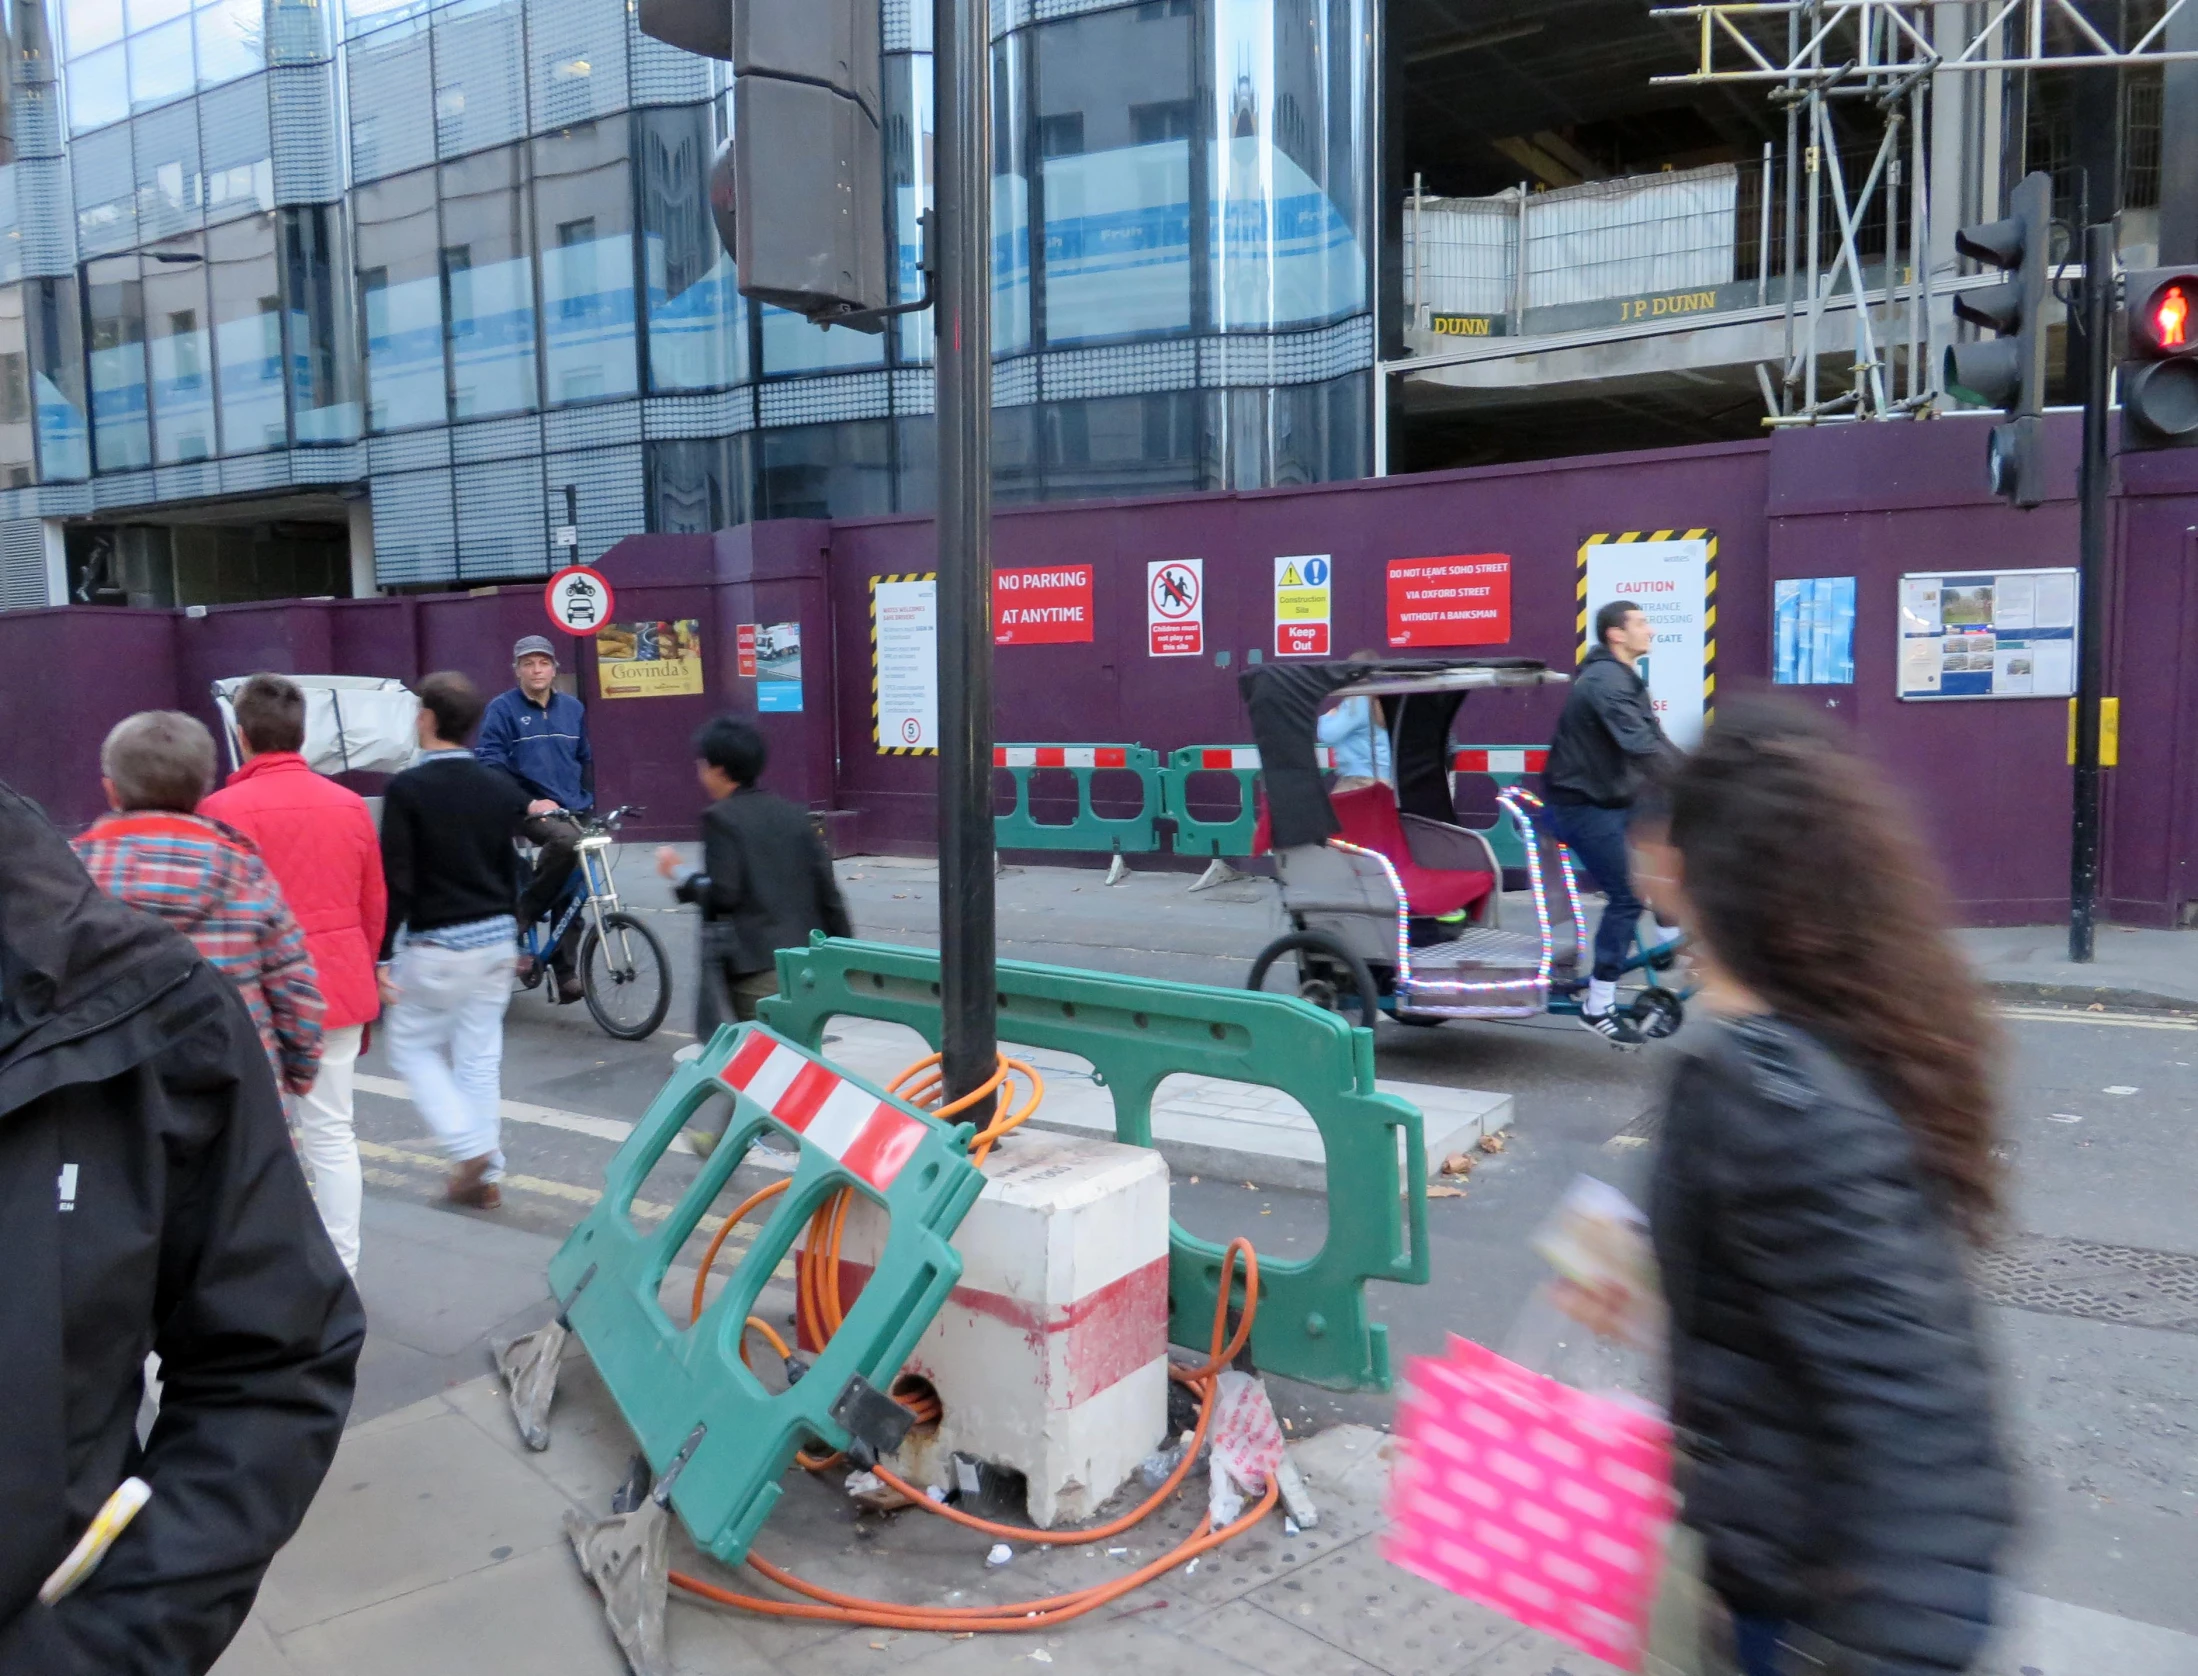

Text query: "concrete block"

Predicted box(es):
[758, 1123, 1171, 1528]
[817, 1017, 1514, 1192]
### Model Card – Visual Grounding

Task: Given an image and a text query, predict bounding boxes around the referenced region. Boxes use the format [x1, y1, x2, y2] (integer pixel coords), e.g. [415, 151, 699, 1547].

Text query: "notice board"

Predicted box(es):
[1897, 568, 2077, 700]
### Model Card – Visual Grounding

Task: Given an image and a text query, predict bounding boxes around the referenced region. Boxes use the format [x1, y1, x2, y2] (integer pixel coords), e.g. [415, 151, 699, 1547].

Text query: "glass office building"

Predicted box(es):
[0, 0, 1373, 604]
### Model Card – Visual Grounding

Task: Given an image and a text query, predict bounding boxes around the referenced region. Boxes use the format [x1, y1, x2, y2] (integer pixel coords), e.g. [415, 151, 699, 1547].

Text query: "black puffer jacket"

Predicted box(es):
[0, 782, 363, 1674]
[1650, 1015, 2012, 1675]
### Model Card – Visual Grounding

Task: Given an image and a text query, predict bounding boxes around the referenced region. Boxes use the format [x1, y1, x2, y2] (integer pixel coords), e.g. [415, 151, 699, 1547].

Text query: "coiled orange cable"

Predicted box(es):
[669, 1049, 1273, 1630]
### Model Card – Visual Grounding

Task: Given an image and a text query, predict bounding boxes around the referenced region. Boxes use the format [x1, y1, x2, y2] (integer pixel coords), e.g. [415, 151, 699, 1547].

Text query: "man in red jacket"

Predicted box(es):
[202, 674, 386, 1273]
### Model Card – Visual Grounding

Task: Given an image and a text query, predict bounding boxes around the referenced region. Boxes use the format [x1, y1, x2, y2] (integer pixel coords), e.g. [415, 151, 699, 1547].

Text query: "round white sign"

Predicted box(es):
[544, 565, 614, 636]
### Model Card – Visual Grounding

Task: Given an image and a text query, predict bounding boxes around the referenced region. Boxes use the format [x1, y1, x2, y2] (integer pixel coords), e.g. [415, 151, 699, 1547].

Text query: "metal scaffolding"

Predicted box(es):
[1644, 0, 2198, 423]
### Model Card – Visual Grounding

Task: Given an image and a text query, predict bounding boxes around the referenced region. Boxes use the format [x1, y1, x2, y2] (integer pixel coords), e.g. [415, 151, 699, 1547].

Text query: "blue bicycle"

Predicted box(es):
[517, 804, 673, 1041]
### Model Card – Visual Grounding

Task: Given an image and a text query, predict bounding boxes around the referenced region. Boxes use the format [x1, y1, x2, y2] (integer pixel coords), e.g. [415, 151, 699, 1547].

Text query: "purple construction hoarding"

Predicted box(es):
[13, 413, 2198, 926]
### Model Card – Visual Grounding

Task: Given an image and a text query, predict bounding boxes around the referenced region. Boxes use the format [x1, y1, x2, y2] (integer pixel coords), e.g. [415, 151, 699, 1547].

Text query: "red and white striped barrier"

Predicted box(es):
[1180, 746, 1335, 770]
[1452, 747, 1547, 775]
[993, 745, 1132, 768]
[717, 1032, 927, 1192]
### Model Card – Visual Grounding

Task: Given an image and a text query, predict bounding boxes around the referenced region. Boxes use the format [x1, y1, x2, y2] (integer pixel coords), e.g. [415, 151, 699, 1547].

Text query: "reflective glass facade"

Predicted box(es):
[0, 0, 1373, 592]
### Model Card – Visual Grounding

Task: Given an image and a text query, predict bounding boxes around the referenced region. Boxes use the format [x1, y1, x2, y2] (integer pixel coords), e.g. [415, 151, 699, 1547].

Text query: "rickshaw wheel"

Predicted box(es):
[1629, 987, 1685, 1039]
[1247, 931, 1383, 1030]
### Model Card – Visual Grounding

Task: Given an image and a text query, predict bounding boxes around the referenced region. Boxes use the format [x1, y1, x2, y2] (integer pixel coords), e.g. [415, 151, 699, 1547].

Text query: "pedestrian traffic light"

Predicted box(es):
[1944, 171, 2053, 508]
[638, 0, 888, 328]
[2119, 268, 2198, 450]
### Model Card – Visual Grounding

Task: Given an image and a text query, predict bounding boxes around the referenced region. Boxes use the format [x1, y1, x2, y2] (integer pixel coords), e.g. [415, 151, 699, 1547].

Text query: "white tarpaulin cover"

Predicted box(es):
[210, 675, 419, 776]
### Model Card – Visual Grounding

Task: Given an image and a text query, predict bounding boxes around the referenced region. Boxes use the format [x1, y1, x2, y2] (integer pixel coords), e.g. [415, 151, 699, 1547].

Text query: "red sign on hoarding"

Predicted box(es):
[994, 565, 1095, 645]
[736, 622, 759, 677]
[1386, 554, 1511, 647]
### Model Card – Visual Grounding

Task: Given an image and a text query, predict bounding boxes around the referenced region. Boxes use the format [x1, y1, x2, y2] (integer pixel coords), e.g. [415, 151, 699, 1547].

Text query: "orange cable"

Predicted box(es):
[668, 1050, 1275, 1631]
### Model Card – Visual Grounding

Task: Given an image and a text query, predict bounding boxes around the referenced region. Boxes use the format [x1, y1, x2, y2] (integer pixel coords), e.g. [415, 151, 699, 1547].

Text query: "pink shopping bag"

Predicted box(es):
[1383, 1334, 1676, 1671]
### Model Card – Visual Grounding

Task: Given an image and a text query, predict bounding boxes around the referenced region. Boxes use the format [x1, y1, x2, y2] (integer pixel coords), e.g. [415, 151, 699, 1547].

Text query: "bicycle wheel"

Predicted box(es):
[579, 911, 672, 1041]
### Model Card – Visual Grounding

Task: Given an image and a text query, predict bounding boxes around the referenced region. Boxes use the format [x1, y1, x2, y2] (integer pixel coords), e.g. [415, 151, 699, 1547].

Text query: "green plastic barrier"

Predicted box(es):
[1159, 745, 1264, 858]
[546, 1023, 984, 1564]
[1451, 745, 1548, 871]
[993, 744, 1162, 855]
[761, 938, 1428, 1393]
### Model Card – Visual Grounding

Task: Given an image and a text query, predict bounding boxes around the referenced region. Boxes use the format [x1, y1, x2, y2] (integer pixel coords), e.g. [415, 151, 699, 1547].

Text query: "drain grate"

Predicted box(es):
[1974, 1234, 2198, 1335]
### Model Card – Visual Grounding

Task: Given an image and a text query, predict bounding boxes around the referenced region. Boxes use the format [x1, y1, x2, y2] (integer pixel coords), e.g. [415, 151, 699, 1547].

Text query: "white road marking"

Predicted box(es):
[355, 1072, 695, 1154]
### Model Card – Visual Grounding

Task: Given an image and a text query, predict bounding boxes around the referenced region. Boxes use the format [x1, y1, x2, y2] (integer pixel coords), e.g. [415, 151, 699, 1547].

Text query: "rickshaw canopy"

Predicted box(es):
[1240, 658, 1564, 851]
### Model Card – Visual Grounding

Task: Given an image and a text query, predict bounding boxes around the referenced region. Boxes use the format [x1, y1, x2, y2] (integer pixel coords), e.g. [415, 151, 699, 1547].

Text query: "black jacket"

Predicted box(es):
[1651, 1016, 2012, 1675]
[1544, 646, 1676, 807]
[675, 787, 852, 976]
[378, 751, 533, 958]
[0, 782, 363, 1675]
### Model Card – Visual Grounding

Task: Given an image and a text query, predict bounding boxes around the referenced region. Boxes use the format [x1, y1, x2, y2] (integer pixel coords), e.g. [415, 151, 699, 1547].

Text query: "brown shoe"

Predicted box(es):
[447, 1154, 502, 1210]
[557, 976, 587, 1005]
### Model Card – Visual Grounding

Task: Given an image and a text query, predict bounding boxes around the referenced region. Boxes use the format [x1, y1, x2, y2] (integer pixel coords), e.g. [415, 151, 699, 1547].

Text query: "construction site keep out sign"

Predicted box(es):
[1274, 554, 1332, 656]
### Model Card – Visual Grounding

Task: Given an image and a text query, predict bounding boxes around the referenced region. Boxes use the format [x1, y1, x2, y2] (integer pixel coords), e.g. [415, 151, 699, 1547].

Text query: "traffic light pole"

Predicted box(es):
[932, 0, 997, 1098]
[2069, 221, 2115, 964]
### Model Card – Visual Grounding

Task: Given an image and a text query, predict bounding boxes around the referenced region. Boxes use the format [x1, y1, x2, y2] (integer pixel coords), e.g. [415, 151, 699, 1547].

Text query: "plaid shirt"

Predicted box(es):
[75, 810, 326, 1094]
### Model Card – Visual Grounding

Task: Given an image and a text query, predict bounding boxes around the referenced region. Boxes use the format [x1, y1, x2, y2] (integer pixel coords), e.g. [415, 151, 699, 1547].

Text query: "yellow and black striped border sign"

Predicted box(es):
[1576, 529, 1718, 718]
[870, 571, 939, 756]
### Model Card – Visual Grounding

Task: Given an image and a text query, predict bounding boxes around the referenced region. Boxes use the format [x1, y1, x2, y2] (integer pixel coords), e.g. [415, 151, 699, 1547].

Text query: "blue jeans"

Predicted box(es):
[1542, 799, 1641, 983]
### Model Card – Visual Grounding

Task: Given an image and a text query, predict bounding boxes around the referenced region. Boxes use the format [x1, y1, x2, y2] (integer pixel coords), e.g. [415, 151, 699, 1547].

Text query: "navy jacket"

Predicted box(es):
[476, 687, 594, 812]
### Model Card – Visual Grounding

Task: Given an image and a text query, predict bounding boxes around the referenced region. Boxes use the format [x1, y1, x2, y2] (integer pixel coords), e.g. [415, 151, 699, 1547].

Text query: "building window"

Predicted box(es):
[757, 418, 892, 519]
[355, 167, 447, 431]
[533, 120, 638, 405]
[645, 435, 750, 532]
[0, 286, 37, 488]
[285, 206, 363, 444]
[144, 237, 217, 462]
[29, 276, 90, 481]
[1209, 0, 1369, 332]
[638, 104, 747, 392]
[69, 43, 131, 132]
[993, 37, 1032, 354]
[196, 0, 265, 91]
[209, 212, 288, 453]
[128, 14, 195, 114]
[1034, 3, 1197, 345]
[85, 252, 152, 471]
[440, 144, 537, 419]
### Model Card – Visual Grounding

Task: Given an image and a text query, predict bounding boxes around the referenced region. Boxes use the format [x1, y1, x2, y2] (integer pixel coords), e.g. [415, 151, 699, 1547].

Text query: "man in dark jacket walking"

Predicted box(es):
[1543, 598, 1682, 1043]
[656, 716, 851, 1050]
[0, 781, 362, 1674]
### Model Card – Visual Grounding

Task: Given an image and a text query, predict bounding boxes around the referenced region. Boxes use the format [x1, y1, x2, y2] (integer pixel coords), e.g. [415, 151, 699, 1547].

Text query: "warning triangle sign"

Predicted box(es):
[1280, 562, 1302, 587]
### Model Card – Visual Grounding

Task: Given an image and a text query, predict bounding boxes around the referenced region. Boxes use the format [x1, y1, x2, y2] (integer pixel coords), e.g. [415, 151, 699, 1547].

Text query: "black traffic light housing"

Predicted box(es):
[2120, 267, 2198, 450]
[1944, 171, 2053, 508]
[638, 0, 896, 329]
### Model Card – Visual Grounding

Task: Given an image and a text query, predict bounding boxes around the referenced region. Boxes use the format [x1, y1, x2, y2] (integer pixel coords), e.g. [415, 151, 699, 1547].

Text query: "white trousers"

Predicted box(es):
[289, 1022, 364, 1273]
[383, 942, 514, 1179]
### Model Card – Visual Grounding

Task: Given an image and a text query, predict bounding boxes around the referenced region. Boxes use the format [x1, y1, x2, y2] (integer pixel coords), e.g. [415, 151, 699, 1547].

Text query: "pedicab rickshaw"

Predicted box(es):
[1239, 656, 1688, 1038]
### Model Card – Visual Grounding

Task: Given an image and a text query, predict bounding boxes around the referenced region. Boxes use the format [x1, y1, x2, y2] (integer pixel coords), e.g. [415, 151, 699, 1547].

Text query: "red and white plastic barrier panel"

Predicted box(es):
[994, 745, 1131, 769]
[1184, 746, 1334, 769]
[1452, 747, 1547, 775]
[717, 1031, 926, 1192]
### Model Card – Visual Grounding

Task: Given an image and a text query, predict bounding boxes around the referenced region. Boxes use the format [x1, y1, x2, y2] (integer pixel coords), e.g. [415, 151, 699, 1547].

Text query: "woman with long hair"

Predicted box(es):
[1627, 695, 2014, 1675]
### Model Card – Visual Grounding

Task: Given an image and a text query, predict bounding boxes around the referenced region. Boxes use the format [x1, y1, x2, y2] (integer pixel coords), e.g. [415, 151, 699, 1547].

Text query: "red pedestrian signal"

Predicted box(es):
[2122, 269, 2198, 450]
[2155, 285, 2190, 349]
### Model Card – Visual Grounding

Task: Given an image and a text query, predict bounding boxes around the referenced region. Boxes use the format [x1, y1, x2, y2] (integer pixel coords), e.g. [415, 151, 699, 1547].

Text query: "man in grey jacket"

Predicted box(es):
[1542, 599, 1683, 1043]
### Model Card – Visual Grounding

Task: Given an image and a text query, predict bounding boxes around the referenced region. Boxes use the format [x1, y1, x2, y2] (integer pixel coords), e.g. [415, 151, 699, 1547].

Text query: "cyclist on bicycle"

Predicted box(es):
[478, 634, 593, 1003]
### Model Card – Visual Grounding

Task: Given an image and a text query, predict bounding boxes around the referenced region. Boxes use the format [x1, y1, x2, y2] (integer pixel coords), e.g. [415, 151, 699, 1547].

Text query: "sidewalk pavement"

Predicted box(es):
[212, 1193, 2198, 1676]
[1956, 923, 2198, 1012]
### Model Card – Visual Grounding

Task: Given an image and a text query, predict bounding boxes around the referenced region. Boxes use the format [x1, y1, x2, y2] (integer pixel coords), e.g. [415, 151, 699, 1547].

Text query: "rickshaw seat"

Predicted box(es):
[1329, 785, 1494, 920]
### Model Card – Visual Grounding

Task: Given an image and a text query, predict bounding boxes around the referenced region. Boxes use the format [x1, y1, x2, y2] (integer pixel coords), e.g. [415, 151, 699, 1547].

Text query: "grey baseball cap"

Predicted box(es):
[513, 634, 559, 664]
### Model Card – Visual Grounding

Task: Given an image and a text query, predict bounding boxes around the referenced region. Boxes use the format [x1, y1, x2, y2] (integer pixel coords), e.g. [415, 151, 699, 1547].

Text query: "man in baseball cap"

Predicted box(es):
[476, 635, 594, 1001]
